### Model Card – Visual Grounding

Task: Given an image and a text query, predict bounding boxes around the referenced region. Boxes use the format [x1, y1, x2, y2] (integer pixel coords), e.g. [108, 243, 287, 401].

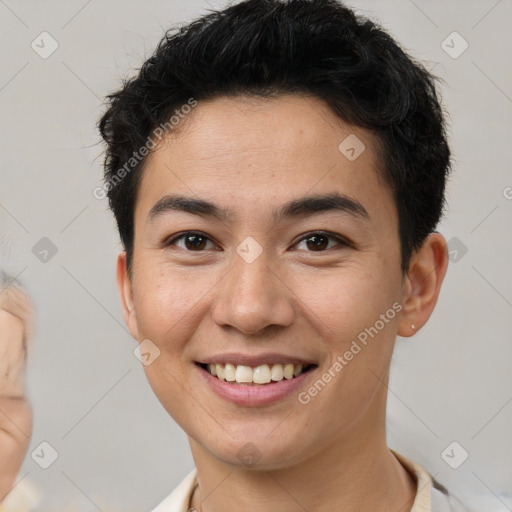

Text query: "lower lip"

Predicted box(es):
[196, 364, 315, 407]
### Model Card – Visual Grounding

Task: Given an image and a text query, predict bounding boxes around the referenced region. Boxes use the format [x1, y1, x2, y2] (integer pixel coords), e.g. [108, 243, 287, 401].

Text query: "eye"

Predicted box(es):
[165, 231, 217, 251]
[294, 232, 349, 252]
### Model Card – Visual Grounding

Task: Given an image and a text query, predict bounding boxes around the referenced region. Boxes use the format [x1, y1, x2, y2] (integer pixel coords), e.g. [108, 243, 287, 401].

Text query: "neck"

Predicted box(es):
[188, 412, 416, 512]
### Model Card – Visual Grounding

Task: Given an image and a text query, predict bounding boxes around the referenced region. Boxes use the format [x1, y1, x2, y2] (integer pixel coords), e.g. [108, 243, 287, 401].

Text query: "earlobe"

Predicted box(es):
[398, 233, 449, 337]
[116, 252, 140, 340]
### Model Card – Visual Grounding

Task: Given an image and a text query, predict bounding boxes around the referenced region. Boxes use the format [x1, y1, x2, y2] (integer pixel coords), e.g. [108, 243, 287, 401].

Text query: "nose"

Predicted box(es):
[211, 252, 295, 335]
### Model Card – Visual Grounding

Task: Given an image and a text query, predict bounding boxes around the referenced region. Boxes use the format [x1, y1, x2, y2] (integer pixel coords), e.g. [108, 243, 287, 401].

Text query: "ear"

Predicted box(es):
[116, 252, 140, 340]
[398, 232, 449, 337]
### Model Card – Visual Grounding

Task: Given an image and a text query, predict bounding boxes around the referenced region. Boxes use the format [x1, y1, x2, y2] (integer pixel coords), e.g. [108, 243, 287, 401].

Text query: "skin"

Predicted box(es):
[0, 310, 32, 502]
[117, 94, 449, 512]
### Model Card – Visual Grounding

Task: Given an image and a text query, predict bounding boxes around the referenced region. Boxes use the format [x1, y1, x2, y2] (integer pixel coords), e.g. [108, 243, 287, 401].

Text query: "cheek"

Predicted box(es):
[289, 262, 400, 343]
[132, 264, 217, 347]
[131, 266, 210, 423]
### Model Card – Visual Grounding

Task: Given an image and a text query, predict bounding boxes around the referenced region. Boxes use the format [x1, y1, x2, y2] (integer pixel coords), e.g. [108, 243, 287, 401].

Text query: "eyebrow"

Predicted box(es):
[147, 192, 370, 224]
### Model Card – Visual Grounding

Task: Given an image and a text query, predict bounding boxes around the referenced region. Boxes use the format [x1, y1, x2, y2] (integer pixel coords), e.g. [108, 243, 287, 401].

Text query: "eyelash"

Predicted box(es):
[163, 230, 352, 252]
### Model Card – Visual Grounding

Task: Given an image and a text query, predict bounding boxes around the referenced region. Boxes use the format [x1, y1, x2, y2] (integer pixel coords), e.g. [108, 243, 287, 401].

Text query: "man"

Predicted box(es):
[98, 1, 463, 510]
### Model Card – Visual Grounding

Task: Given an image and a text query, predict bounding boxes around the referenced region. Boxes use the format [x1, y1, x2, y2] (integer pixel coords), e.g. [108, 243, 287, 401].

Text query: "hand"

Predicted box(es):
[0, 305, 33, 503]
[0, 310, 26, 398]
[0, 396, 32, 502]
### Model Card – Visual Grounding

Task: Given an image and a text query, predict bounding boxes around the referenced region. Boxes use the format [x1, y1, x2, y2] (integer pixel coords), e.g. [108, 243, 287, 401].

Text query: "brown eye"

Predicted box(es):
[166, 232, 216, 251]
[305, 234, 329, 251]
[295, 232, 349, 252]
[184, 234, 207, 250]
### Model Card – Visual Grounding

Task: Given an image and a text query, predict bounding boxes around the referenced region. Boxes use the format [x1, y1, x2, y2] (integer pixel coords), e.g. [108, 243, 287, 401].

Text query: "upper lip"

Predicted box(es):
[196, 352, 317, 367]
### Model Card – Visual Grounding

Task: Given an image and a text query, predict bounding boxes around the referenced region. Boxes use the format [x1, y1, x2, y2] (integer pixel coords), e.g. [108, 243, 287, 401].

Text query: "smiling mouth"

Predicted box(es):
[197, 362, 317, 385]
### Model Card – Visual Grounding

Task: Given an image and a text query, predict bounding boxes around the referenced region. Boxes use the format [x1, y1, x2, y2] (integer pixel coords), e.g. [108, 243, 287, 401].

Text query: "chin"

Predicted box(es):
[191, 429, 309, 471]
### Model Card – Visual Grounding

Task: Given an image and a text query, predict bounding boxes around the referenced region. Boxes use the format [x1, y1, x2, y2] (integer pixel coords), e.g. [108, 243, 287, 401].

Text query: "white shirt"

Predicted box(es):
[150, 451, 464, 512]
[1, 476, 41, 512]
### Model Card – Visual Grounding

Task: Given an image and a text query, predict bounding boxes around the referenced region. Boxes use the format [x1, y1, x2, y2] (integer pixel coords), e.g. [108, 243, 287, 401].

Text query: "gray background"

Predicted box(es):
[0, 0, 511, 510]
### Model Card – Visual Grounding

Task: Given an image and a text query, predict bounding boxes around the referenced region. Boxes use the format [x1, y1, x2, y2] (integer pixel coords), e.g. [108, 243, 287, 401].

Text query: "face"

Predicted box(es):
[119, 94, 409, 468]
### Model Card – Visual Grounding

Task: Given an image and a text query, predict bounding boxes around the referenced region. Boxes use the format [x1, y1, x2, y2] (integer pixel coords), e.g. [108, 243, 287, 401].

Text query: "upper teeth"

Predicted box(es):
[207, 363, 305, 384]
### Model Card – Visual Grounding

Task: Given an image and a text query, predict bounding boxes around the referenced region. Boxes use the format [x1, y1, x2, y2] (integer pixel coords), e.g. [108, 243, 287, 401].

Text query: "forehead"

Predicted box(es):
[136, 94, 394, 223]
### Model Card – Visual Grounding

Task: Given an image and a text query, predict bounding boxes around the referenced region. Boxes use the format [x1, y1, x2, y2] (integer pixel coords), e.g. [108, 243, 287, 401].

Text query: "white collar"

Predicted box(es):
[150, 451, 455, 512]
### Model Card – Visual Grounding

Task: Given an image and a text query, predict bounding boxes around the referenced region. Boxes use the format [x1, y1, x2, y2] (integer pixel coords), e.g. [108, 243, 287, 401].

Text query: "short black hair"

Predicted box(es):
[98, 0, 451, 274]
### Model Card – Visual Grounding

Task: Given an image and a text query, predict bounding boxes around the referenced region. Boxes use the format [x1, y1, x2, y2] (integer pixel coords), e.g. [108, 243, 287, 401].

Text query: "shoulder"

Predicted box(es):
[391, 450, 469, 512]
[150, 469, 197, 512]
[431, 486, 466, 512]
[149, 461, 509, 512]
[1, 476, 41, 512]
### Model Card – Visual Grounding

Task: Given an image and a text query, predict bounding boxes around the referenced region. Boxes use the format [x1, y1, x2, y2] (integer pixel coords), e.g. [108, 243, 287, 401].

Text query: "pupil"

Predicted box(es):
[306, 235, 328, 251]
[185, 235, 206, 250]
